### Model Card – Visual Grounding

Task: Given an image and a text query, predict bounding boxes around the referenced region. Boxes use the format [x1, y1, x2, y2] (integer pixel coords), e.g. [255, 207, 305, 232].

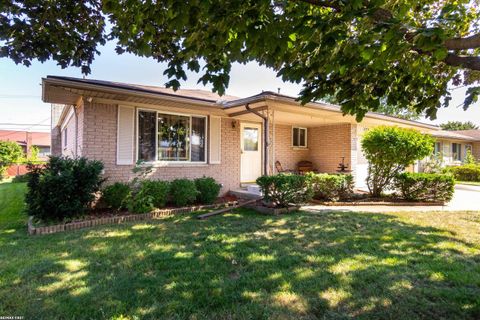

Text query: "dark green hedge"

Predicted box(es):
[26, 156, 104, 221]
[256, 174, 312, 208]
[305, 173, 354, 201]
[394, 172, 455, 202]
[445, 164, 480, 182]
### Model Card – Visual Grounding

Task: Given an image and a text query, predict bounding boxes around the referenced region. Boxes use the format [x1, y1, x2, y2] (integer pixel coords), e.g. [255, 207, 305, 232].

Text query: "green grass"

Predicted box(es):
[1, 182, 480, 319]
[457, 181, 480, 186]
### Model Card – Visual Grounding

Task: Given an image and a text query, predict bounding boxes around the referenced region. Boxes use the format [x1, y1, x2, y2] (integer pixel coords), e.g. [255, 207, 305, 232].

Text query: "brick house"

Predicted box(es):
[0, 130, 51, 176]
[42, 76, 480, 192]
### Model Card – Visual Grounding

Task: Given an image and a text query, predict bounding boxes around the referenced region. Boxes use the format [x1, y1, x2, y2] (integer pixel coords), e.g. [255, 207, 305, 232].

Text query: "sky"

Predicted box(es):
[0, 40, 479, 133]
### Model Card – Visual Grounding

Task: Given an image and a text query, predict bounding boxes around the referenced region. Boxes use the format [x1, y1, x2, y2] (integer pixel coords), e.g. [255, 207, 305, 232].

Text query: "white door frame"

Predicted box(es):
[240, 122, 263, 183]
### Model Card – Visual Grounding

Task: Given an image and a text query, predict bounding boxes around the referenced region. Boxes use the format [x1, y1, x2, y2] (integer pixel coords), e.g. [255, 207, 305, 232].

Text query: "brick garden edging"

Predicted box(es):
[28, 201, 238, 236]
[310, 199, 445, 206]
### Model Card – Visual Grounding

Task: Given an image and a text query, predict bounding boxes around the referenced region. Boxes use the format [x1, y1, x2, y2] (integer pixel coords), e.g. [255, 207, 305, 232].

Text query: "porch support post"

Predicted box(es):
[245, 103, 269, 176]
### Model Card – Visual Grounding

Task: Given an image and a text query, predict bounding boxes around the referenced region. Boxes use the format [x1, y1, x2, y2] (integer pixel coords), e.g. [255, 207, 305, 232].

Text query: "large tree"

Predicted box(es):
[2, 0, 480, 120]
[440, 121, 479, 130]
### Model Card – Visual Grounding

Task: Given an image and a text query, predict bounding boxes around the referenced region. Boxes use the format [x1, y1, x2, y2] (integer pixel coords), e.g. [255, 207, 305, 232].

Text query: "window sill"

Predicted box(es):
[140, 161, 210, 168]
[292, 146, 308, 150]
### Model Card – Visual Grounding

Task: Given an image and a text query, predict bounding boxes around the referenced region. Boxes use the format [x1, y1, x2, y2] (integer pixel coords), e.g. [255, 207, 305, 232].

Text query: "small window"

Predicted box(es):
[292, 127, 307, 147]
[452, 143, 462, 161]
[243, 127, 259, 151]
[434, 142, 442, 155]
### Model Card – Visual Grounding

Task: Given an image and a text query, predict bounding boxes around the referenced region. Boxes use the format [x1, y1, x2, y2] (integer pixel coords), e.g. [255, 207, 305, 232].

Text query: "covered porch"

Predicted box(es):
[223, 95, 361, 187]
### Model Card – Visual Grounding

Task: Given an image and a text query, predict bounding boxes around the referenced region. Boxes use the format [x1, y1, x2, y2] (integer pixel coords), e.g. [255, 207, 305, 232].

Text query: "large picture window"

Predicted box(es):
[138, 110, 206, 162]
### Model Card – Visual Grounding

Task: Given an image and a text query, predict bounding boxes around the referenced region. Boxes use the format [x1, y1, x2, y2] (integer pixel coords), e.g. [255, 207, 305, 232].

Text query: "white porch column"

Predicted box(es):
[350, 123, 358, 180]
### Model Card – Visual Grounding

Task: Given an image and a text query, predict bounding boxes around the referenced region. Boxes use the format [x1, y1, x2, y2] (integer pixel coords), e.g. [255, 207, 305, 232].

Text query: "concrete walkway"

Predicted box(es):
[302, 185, 480, 212]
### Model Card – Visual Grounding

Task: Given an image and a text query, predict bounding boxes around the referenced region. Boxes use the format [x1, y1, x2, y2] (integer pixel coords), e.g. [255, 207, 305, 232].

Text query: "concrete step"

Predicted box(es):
[229, 188, 263, 200]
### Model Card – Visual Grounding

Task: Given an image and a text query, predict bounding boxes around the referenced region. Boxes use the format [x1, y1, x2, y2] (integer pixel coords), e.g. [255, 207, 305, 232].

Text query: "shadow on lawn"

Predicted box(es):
[1, 209, 480, 319]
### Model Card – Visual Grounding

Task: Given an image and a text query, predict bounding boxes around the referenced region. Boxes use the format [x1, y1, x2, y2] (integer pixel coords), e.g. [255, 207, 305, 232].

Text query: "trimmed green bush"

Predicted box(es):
[140, 180, 170, 208]
[125, 190, 154, 214]
[102, 182, 131, 210]
[305, 173, 354, 201]
[25, 156, 104, 221]
[195, 177, 221, 204]
[394, 172, 455, 202]
[256, 174, 312, 208]
[125, 180, 170, 213]
[361, 126, 434, 197]
[445, 164, 480, 182]
[170, 179, 198, 207]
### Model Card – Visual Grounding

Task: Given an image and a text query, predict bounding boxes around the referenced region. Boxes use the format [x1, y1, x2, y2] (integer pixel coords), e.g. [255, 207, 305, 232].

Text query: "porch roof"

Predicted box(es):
[222, 91, 439, 131]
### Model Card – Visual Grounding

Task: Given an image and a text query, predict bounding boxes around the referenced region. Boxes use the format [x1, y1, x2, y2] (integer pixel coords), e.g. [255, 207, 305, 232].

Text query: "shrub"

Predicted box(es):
[394, 172, 455, 202]
[12, 174, 29, 183]
[464, 149, 477, 165]
[25, 156, 104, 221]
[169, 179, 198, 207]
[140, 180, 170, 208]
[125, 192, 154, 213]
[195, 177, 221, 204]
[102, 182, 131, 210]
[124, 180, 170, 213]
[305, 173, 354, 201]
[446, 164, 480, 182]
[361, 126, 434, 197]
[256, 174, 312, 208]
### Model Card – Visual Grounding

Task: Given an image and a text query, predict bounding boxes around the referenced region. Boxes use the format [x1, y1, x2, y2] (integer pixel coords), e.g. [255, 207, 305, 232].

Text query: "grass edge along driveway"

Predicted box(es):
[1, 181, 480, 319]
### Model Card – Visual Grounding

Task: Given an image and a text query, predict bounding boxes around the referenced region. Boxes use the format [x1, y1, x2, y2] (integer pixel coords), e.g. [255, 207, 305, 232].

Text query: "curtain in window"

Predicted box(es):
[191, 117, 206, 162]
[138, 111, 156, 161]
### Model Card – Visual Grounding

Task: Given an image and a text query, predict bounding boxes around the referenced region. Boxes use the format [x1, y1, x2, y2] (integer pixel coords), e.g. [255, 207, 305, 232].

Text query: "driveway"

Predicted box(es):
[303, 184, 480, 212]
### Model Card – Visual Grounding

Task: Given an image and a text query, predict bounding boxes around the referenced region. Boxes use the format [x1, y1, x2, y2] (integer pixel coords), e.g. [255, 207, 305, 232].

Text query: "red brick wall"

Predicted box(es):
[273, 124, 309, 172]
[81, 102, 241, 194]
[308, 124, 352, 173]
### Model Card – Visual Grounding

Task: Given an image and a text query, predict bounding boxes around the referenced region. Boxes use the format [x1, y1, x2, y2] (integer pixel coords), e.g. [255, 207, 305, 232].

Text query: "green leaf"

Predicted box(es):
[433, 48, 448, 60]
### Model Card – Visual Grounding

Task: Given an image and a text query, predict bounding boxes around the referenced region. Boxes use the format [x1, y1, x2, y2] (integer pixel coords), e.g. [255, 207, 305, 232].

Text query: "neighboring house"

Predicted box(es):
[42, 76, 479, 192]
[0, 130, 51, 176]
[0, 130, 51, 159]
[452, 130, 480, 160]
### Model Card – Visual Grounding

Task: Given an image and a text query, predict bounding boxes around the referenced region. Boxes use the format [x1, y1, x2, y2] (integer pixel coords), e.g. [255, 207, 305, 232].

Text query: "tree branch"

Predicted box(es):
[444, 53, 480, 71]
[445, 33, 480, 50]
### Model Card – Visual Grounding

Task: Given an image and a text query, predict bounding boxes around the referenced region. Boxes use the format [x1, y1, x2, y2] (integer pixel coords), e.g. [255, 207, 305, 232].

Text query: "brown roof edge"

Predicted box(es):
[223, 91, 439, 130]
[452, 129, 480, 140]
[44, 76, 228, 106]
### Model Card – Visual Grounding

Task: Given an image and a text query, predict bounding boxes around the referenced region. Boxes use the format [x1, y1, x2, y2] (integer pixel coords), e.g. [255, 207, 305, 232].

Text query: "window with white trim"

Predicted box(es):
[434, 142, 442, 155]
[137, 110, 207, 162]
[452, 143, 462, 161]
[292, 127, 307, 147]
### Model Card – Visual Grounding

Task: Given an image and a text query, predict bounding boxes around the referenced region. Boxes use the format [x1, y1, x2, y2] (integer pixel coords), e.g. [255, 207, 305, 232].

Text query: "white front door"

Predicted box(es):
[240, 122, 262, 183]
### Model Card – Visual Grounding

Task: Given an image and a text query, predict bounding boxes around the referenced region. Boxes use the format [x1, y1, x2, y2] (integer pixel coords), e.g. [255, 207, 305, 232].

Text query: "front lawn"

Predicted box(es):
[1, 182, 480, 319]
[457, 181, 480, 186]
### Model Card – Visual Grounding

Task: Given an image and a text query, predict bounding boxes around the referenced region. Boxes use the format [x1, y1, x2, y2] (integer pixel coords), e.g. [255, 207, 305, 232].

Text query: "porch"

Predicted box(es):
[223, 97, 362, 187]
